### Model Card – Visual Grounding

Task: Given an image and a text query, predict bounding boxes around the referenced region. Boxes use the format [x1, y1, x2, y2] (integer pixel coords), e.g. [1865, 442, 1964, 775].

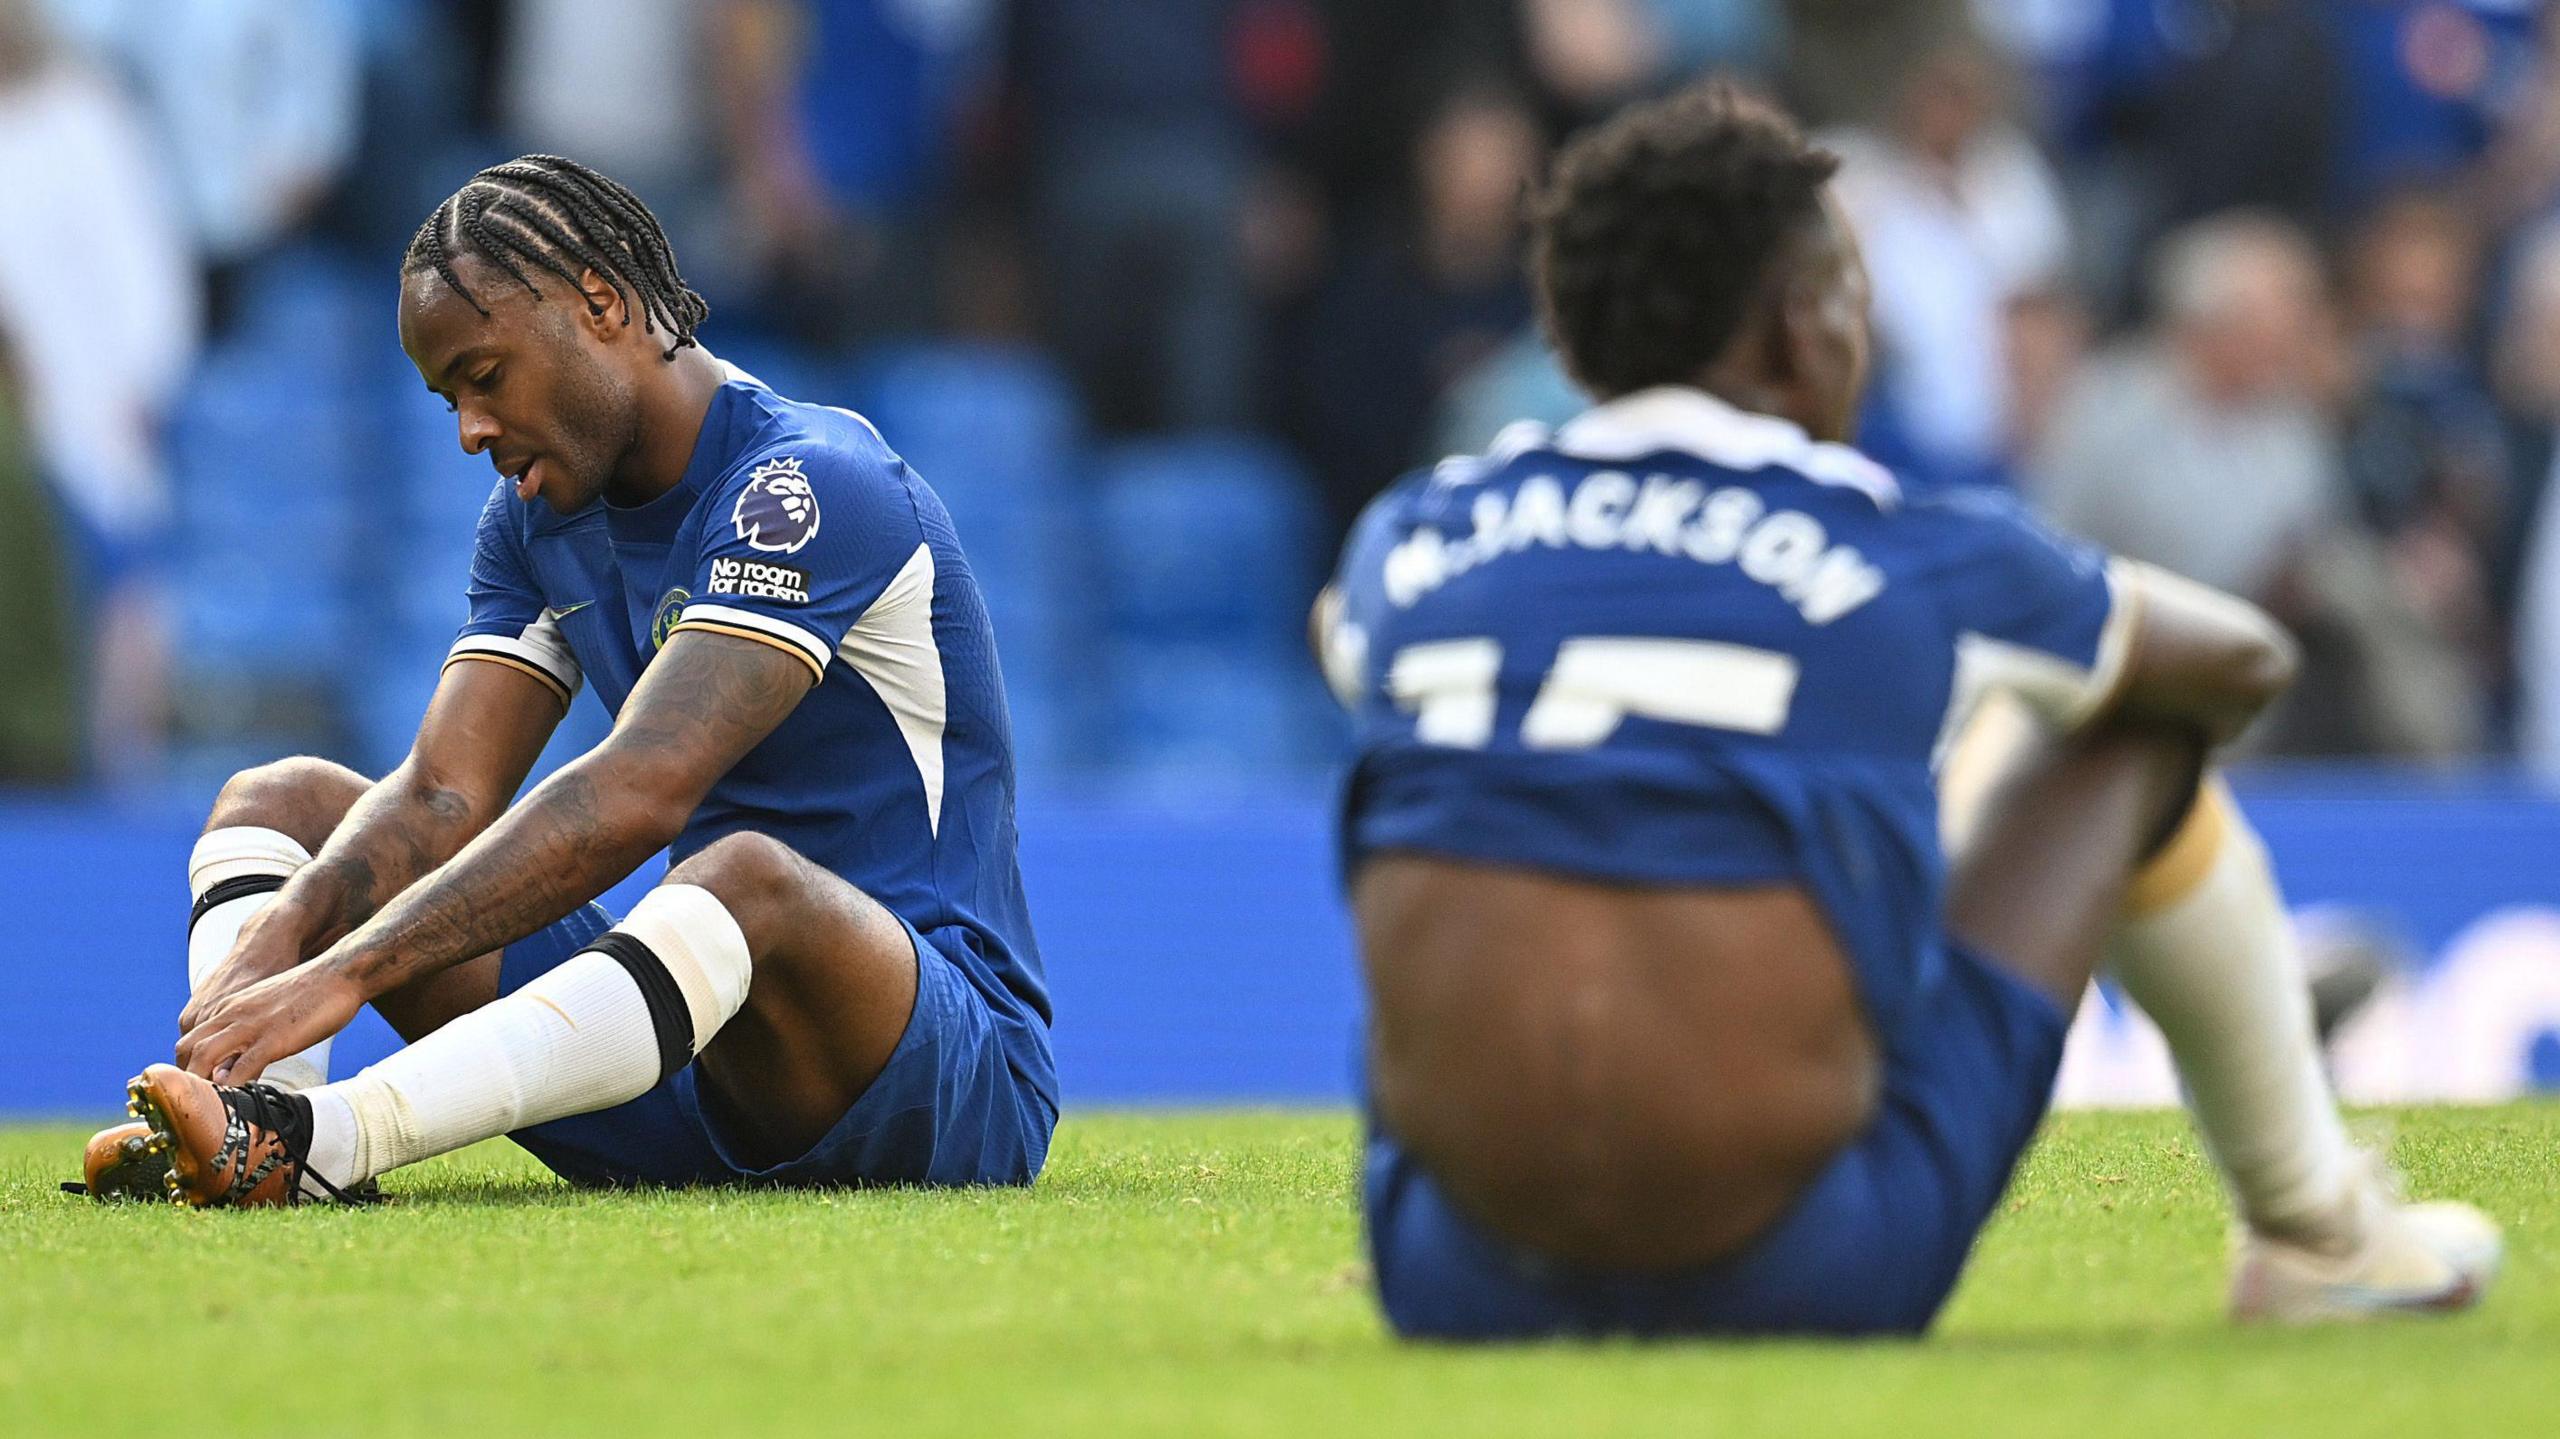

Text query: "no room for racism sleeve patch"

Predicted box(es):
[707, 557, 811, 605]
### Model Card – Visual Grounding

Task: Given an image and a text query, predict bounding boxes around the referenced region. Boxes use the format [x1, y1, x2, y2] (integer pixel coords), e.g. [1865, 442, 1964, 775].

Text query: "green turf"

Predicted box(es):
[3, 1106, 2553, 1437]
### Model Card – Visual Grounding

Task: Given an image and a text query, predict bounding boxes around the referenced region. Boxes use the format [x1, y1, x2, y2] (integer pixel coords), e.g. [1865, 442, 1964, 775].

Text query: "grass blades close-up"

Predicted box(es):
[4, 1105, 2554, 1438]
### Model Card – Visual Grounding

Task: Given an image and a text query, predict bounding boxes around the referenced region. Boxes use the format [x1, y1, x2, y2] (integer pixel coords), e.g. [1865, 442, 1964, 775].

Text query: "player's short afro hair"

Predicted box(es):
[1529, 82, 1840, 400]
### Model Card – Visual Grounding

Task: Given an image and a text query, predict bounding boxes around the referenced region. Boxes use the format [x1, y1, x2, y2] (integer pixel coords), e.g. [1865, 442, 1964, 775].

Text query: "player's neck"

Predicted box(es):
[605, 347, 730, 508]
[1687, 349, 1855, 444]
[1689, 372, 1808, 436]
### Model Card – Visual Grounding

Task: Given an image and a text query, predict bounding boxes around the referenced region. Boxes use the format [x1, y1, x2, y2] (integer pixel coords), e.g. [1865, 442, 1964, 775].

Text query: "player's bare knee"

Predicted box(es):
[664, 832, 809, 943]
[205, 756, 371, 851]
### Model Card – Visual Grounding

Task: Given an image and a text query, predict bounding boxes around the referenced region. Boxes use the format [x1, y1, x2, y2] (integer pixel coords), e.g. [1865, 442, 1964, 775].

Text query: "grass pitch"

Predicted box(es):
[3, 1106, 2554, 1437]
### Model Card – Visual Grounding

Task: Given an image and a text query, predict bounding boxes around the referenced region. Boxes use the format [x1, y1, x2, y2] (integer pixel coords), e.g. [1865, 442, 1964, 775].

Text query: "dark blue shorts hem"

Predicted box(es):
[491, 902, 1056, 1191]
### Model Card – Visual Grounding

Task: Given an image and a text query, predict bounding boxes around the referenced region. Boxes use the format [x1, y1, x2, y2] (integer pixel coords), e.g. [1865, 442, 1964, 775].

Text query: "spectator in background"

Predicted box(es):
[1433, 323, 1583, 460]
[0, 0, 199, 781]
[2129, 0, 2343, 235]
[1780, 0, 1973, 128]
[0, 328, 78, 783]
[1640, 0, 1782, 80]
[1827, 33, 2070, 490]
[2032, 212, 2480, 757]
[2004, 285, 2095, 464]
[1519, 0, 1782, 121]
[2034, 215, 2338, 601]
[1287, 78, 1539, 541]
[2326, 0, 2542, 213]
[1987, 0, 2345, 323]
[1002, 0, 1261, 432]
[45, 0, 360, 316]
[717, 0, 999, 351]
[498, 1, 713, 251]
[2338, 188, 2505, 722]
[2498, 222, 2560, 775]
[1426, 0, 1786, 462]
[1971, 0, 2109, 134]
[1291, 0, 1528, 251]
[1284, 0, 1769, 317]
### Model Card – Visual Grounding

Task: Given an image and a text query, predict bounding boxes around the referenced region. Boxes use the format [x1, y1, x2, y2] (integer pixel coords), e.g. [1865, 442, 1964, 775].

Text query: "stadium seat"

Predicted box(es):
[349, 642, 445, 774]
[384, 372, 499, 527]
[1105, 640, 1339, 789]
[168, 350, 362, 687]
[847, 342, 1102, 746]
[1091, 433, 1320, 648]
[714, 334, 833, 410]
[224, 248, 378, 390]
[845, 342, 1084, 500]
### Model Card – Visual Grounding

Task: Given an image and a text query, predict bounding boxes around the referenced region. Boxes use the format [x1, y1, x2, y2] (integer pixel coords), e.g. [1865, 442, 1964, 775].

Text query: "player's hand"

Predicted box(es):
[179, 913, 313, 1033]
[175, 963, 364, 1085]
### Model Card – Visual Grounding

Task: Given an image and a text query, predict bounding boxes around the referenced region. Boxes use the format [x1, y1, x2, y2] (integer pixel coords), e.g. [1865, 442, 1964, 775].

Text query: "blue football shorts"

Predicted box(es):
[485, 902, 1056, 1189]
[1363, 938, 2070, 1338]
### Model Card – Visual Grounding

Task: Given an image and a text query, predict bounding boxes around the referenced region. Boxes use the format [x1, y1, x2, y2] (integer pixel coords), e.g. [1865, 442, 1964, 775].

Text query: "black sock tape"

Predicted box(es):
[189, 874, 288, 934]
[584, 932, 695, 1083]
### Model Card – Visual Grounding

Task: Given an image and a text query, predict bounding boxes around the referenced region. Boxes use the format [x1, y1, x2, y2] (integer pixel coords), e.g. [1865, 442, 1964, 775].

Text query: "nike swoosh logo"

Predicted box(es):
[2295, 1272, 2483, 1317]
[545, 601, 596, 620]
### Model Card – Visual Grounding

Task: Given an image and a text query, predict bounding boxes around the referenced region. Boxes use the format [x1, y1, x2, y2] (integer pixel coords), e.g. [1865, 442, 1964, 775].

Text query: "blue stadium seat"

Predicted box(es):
[224, 249, 379, 405]
[384, 375, 497, 525]
[846, 342, 1084, 501]
[167, 345, 365, 687]
[170, 347, 356, 498]
[349, 642, 444, 774]
[1092, 434, 1320, 648]
[175, 550, 355, 674]
[846, 342, 1100, 733]
[1106, 640, 1338, 788]
[716, 335, 834, 410]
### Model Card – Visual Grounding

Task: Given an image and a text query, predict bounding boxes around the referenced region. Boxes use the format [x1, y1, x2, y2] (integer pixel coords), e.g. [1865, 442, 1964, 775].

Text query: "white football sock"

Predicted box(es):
[305, 885, 754, 1185]
[2107, 780, 2362, 1244]
[189, 826, 331, 1092]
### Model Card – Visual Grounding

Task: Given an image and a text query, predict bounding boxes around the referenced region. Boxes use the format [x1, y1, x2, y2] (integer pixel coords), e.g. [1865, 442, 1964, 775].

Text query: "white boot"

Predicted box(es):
[2230, 1155, 2502, 1323]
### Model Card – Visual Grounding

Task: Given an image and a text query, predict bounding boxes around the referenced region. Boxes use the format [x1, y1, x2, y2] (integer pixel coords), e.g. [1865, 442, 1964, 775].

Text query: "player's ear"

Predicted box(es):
[574, 268, 627, 338]
[1762, 277, 1812, 388]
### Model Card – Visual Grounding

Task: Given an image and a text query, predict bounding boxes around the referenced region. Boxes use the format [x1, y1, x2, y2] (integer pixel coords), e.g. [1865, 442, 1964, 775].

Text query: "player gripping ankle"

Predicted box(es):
[92, 155, 1053, 1206]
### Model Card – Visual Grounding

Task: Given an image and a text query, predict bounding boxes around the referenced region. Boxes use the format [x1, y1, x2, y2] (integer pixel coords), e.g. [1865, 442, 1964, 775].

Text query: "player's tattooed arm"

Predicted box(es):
[181, 662, 563, 1029]
[312, 630, 813, 1001]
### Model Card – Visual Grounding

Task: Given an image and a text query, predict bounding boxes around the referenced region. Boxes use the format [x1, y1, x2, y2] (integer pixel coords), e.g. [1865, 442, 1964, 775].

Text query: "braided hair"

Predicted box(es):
[404, 155, 709, 360]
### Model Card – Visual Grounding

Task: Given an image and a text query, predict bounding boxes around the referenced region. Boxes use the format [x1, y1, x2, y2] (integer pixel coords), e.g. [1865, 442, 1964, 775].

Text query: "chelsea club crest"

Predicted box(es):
[651, 587, 690, 650]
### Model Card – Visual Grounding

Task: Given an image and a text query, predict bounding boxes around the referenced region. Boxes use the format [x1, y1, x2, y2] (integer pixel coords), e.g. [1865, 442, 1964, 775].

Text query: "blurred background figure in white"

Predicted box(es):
[1827, 29, 2069, 491]
[0, 0, 200, 783]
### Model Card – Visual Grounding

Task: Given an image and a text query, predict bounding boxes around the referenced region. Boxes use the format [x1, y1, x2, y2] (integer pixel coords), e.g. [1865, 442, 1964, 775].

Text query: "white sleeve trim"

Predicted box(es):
[447, 611, 583, 697]
[1928, 558, 2140, 767]
[674, 602, 833, 674]
[2068, 558, 2142, 731]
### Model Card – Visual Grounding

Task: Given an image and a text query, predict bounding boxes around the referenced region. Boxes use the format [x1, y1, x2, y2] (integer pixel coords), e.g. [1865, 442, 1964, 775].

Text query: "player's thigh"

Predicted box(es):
[670, 834, 921, 1163]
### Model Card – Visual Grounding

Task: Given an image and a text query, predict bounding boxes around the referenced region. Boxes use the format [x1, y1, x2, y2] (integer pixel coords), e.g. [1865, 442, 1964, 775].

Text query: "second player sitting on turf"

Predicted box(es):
[1318, 85, 2501, 1336]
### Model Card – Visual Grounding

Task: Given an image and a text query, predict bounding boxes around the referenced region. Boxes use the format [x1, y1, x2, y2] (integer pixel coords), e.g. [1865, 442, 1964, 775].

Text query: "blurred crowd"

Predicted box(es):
[9, 0, 2560, 791]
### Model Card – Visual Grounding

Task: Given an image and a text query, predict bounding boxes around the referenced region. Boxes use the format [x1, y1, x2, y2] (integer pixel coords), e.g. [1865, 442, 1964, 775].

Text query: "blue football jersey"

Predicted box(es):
[447, 366, 1051, 1097]
[1323, 387, 2132, 1033]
